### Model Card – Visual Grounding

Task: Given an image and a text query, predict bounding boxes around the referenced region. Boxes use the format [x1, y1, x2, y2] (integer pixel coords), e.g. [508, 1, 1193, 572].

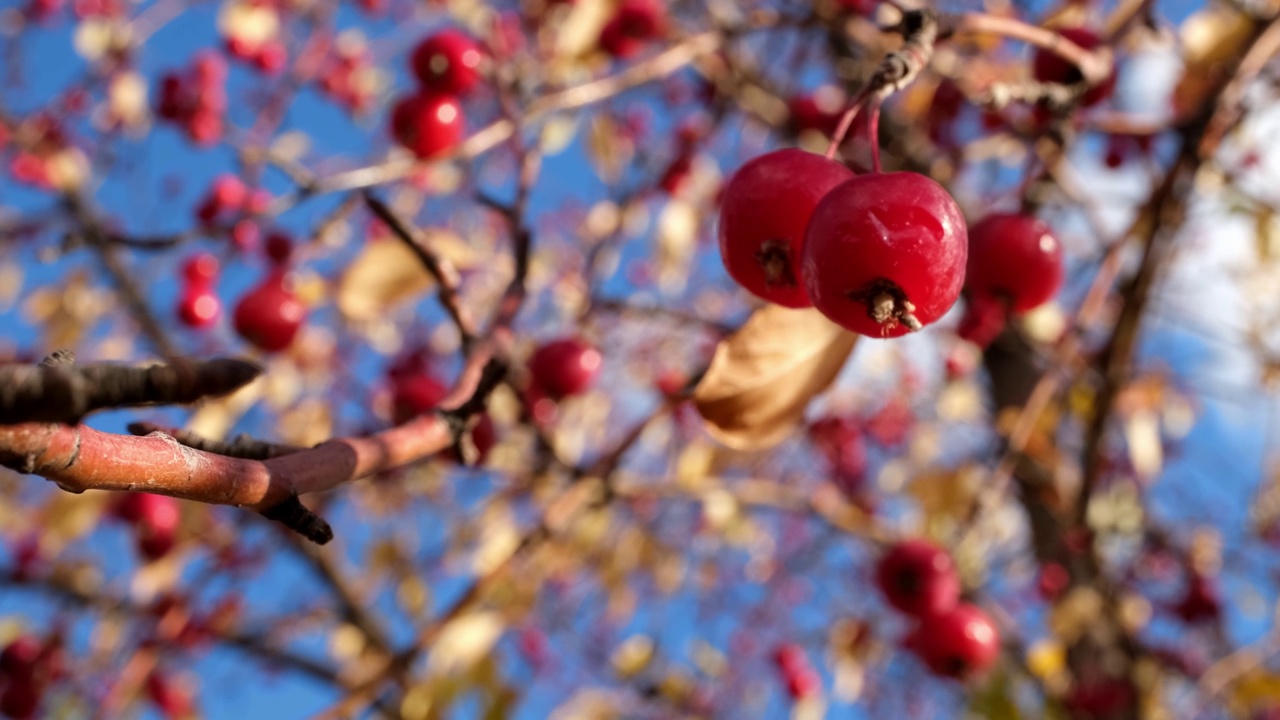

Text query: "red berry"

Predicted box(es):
[1031, 27, 1116, 107]
[186, 110, 222, 146]
[391, 372, 448, 424]
[0, 684, 39, 720]
[965, 213, 1063, 315]
[717, 149, 854, 308]
[390, 93, 465, 159]
[231, 220, 261, 252]
[264, 232, 293, 265]
[137, 525, 177, 561]
[443, 412, 497, 465]
[784, 666, 821, 699]
[177, 286, 221, 329]
[875, 540, 961, 618]
[772, 643, 807, 673]
[113, 493, 178, 528]
[1174, 574, 1222, 624]
[787, 95, 841, 137]
[955, 293, 1007, 349]
[1037, 561, 1071, 600]
[0, 637, 40, 679]
[146, 671, 193, 719]
[905, 603, 1000, 679]
[801, 172, 967, 337]
[807, 415, 867, 486]
[528, 337, 602, 399]
[192, 50, 227, 89]
[254, 40, 288, 75]
[411, 30, 484, 96]
[182, 253, 220, 284]
[598, 0, 664, 58]
[233, 272, 305, 352]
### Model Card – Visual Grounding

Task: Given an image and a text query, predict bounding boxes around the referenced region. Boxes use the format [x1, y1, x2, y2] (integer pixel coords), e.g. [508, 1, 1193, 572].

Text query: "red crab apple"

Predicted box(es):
[598, 0, 665, 59]
[1031, 27, 1117, 107]
[905, 603, 1000, 679]
[177, 286, 220, 329]
[717, 149, 854, 308]
[802, 172, 967, 337]
[233, 271, 305, 353]
[411, 30, 484, 96]
[528, 337, 602, 399]
[965, 213, 1063, 315]
[390, 93, 465, 159]
[875, 539, 961, 618]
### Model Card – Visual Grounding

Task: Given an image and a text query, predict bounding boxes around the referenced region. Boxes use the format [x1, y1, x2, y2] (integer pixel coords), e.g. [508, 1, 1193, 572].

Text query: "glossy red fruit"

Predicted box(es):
[802, 172, 967, 337]
[254, 41, 287, 75]
[876, 540, 961, 618]
[182, 253, 220, 284]
[177, 286, 221, 329]
[1031, 27, 1116, 107]
[718, 149, 854, 308]
[390, 93, 465, 159]
[528, 337, 602, 399]
[787, 95, 841, 136]
[599, 0, 664, 58]
[772, 643, 807, 673]
[233, 272, 305, 352]
[965, 213, 1063, 314]
[411, 30, 484, 96]
[905, 603, 1000, 679]
[391, 372, 448, 424]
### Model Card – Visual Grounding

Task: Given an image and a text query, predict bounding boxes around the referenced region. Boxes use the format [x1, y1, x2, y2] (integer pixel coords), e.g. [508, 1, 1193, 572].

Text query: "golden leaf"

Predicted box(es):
[655, 199, 698, 294]
[586, 114, 633, 184]
[693, 306, 857, 450]
[1181, 6, 1254, 68]
[336, 238, 436, 322]
[610, 635, 654, 678]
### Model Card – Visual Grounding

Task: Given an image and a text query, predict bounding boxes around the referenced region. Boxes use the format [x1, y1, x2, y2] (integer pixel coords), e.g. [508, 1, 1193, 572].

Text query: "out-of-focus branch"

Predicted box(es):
[941, 12, 1113, 88]
[362, 192, 477, 346]
[0, 357, 261, 425]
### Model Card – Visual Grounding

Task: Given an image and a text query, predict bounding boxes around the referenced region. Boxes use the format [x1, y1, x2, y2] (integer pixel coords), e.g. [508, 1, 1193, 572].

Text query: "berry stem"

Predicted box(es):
[824, 90, 870, 160]
[868, 98, 883, 173]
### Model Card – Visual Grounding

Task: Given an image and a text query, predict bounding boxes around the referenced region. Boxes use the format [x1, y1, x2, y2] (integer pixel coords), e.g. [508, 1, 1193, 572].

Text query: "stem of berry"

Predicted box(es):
[867, 98, 883, 173]
[825, 92, 868, 160]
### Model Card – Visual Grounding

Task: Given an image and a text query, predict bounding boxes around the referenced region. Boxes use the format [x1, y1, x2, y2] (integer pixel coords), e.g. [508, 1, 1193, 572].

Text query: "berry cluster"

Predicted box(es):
[111, 492, 181, 562]
[192, 174, 271, 252]
[875, 540, 1000, 679]
[156, 51, 228, 147]
[389, 29, 484, 159]
[718, 148, 967, 337]
[0, 635, 64, 719]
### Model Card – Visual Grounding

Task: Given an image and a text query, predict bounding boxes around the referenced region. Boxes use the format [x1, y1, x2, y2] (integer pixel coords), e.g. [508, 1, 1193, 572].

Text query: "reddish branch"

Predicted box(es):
[0, 346, 506, 543]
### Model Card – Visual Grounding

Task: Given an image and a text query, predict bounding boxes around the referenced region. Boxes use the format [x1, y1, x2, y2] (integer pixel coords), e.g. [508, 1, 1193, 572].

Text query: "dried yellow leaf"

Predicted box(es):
[693, 306, 857, 450]
[336, 238, 436, 322]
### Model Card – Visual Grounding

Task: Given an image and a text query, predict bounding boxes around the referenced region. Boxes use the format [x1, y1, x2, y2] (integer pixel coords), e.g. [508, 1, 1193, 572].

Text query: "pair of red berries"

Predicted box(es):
[718, 149, 967, 337]
[156, 51, 228, 147]
[875, 540, 1000, 679]
[111, 492, 181, 561]
[177, 253, 222, 330]
[390, 30, 484, 159]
